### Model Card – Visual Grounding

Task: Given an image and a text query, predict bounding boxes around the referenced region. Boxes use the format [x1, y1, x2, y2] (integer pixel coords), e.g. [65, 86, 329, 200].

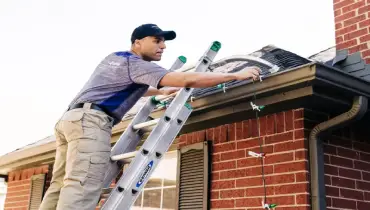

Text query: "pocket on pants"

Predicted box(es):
[86, 152, 110, 182]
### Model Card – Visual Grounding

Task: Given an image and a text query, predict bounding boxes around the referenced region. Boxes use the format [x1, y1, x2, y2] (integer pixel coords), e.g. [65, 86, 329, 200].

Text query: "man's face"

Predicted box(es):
[136, 36, 166, 61]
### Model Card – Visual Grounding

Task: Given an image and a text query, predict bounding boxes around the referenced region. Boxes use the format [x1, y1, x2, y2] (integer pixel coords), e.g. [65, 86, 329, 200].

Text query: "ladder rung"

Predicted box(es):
[111, 151, 137, 161]
[154, 92, 177, 101]
[133, 118, 160, 130]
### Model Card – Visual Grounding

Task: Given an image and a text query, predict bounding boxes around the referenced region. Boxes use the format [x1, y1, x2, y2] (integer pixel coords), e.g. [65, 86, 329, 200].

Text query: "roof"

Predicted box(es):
[1, 44, 369, 174]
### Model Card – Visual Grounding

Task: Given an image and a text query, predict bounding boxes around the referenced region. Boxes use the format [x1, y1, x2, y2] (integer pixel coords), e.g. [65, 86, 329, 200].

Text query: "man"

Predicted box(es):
[39, 23, 261, 210]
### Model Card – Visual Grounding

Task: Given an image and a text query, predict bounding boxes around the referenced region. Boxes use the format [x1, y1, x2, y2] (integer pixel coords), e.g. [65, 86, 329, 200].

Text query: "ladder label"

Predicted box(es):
[136, 160, 154, 188]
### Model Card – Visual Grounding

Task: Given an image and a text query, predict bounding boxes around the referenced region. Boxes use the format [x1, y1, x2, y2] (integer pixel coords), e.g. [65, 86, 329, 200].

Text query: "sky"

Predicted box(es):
[0, 0, 336, 156]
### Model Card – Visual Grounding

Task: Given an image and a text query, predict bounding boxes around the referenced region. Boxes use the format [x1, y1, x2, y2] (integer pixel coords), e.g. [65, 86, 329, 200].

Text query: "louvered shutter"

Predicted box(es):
[28, 174, 46, 210]
[176, 141, 211, 210]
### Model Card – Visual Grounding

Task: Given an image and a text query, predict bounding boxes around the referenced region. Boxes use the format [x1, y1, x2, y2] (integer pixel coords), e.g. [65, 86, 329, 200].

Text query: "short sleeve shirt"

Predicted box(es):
[68, 51, 170, 124]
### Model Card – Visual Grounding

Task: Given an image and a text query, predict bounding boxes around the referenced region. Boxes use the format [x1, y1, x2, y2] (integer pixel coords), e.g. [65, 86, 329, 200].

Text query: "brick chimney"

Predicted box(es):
[334, 0, 370, 64]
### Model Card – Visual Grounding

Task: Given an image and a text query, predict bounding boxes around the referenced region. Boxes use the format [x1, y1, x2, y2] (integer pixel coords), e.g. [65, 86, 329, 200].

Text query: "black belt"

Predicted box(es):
[68, 103, 119, 125]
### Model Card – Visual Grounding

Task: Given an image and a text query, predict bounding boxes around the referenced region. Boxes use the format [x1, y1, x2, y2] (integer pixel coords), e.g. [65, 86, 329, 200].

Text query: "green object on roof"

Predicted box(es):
[211, 41, 221, 52]
[178, 56, 187, 63]
[259, 105, 265, 110]
[184, 103, 192, 110]
[217, 83, 225, 89]
[150, 96, 160, 105]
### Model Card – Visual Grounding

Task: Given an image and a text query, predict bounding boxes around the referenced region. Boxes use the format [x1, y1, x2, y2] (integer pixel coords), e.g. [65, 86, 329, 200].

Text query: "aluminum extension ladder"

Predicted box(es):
[100, 41, 223, 210]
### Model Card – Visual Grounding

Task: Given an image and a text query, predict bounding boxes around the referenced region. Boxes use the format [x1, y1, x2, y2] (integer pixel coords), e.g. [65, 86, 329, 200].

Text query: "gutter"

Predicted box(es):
[309, 96, 368, 210]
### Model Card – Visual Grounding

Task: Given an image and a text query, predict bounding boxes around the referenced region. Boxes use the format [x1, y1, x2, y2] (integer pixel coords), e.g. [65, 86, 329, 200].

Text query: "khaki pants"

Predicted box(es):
[39, 103, 114, 210]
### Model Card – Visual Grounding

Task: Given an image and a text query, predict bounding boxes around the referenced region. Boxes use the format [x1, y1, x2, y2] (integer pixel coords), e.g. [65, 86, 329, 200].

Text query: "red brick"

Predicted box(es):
[269, 195, 295, 205]
[265, 132, 294, 144]
[365, 192, 370, 201]
[220, 189, 245, 198]
[359, 19, 370, 28]
[235, 122, 243, 141]
[357, 180, 370, 191]
[197, 130, 205, 142]
[366, 58, 370, 64]
[337, 147, 359, 159]
[245, 165, 273, 177]
[295, 129, 305, 139]
[344, 28, 368, 40]
[186, 133, 193, 145]
[296, 194, 310, 205]
[259, 116, 267, 136]
[212, 160, 236, 171]
[336, 36, 344, 44]
[250, 119, 258, 137]
[211, 191, 219, 199]
[235, 197, 261, 207]
[226, 124, 235, 142]
[344, 14, 367, 27]
[274, 161, 307, 173]
[331, 156, 354, 168]
[296, 172, 309, 182]
[236, 177, 262, 187]
[245, 186, 274, 197]
[206, 128, 214, 141]
[342, 1, 366, 13]
[248, 145, 273, 156]
[363, 172, 370, 181]
[336, 24, 358, 36]
[336, 22, 343, 30]
[212, 180, 235, 190]
[211, 200, 234, 208]
[358, 201, 370, 210]
[334, 0, 355, 10]
[294, 119, 304, 129]
[332, 198, 357, 209]
[213, 126, 220, 144]
[266, 114, 275, 135]
[220, 150, 245, 161]
[349, 43, 369, 54]
[212, 172, 220, 180]
[337, 39, 358, 50]
[325, 165, 339, 175]
[213, 142, 235, 153]
[339, 168, 361, 179]
[285, 110, 294, 131]
[326, 186, 340, 196]
[265, 152, 294, 164]
[332, 177, 356, 188]
[213, 154, 220, 162]
[275, 112, 285, 133]
[295, 150, 308, 160]
[274, 140, 305, 152]
[237, 157, 260, 168]
[334, 9, 342, 17]
[242, 120, 250, 139]
[362, 50, 370, 58]
[360, 34, 370, 42]
[336, 10, 356, 22]
[237, 137, 260, 149]
[355, 160, 370, 172]
[340, 188, 364, 200]
[274, 183, 309, 194]
[220, 169, 246, 179]
[265, 173, 295, 185]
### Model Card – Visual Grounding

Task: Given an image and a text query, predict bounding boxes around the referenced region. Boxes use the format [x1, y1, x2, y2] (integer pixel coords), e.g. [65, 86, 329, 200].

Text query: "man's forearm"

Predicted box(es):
[183, 72, 237, 88]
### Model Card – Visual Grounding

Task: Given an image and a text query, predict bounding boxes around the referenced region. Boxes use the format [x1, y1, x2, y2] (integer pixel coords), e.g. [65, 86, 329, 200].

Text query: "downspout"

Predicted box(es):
[309, 96, 368, 210]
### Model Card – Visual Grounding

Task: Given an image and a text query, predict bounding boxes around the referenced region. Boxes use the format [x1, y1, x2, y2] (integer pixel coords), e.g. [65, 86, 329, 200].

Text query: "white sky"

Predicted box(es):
[0, 0, 335, 156]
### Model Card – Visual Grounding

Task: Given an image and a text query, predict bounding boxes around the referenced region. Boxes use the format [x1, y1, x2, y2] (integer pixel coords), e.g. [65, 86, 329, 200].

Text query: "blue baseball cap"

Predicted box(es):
[131, 24, 176, 43]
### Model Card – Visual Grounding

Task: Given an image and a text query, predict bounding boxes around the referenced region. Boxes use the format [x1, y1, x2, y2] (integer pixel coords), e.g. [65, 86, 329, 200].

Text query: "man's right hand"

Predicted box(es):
[233, 66, 262, 81]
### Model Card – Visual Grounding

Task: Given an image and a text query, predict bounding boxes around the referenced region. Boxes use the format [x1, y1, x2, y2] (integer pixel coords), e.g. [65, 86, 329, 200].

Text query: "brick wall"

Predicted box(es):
[4, 165, 48, 210]
[323, 122, 370, 210]
[179, 108, 311, 209]
[334, 0, 370, 63]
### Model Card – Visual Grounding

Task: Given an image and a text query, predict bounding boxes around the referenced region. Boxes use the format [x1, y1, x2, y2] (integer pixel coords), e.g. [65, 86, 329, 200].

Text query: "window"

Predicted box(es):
[131, 151, 178, 210]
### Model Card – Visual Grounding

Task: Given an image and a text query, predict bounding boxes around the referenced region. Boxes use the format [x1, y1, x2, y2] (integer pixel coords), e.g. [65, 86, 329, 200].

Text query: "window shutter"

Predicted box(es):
[28, 174, 46, 210]
[176, 141, 211, 210]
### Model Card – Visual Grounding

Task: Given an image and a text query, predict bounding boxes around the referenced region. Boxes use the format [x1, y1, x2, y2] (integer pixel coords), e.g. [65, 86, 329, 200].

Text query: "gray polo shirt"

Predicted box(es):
[68, 51, 170, 125]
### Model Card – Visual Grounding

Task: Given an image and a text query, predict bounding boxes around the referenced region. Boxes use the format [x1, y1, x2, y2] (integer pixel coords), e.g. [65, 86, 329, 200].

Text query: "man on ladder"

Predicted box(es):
[39, 23, 261, 210]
